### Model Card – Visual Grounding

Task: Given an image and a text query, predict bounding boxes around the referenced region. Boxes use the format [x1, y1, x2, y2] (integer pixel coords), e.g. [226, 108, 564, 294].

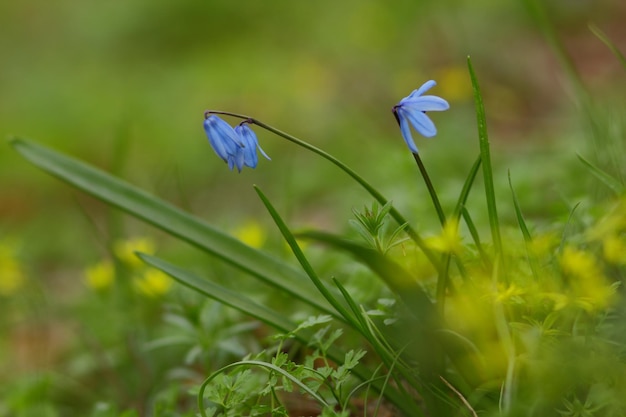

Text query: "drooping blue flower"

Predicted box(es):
[234, 122, 271, 169]
[203, 114, 270, 172]
[392, 80, 450, 153]
[203, 115, 244, 171]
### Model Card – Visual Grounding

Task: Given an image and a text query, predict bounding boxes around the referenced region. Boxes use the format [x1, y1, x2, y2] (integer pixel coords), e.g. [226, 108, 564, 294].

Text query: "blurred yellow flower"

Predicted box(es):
[528, 232, 558, 258]
[602, 234, 626, 265]
[84, 260, 114, 291]
[559, 246, 615, 310]
[426, 219, 463, 255]
[114, 237, 155, 268]
[134, 269, 172, 297]
[559, 246, 601, 279]
[0, 242, 25, 296]
[232, 221, 267, 249]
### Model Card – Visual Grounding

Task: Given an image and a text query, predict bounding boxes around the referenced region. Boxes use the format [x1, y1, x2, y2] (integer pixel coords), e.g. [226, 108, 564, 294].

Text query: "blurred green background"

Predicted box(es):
[1, 0, 625, 414]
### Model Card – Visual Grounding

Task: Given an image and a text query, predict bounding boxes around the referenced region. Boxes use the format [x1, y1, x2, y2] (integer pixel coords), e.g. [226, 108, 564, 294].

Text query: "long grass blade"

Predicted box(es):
[467, 57, 503, 258]
[10, 138, 336, 317]
[589, 24, 626, 71]
[577, 153, 625, 196]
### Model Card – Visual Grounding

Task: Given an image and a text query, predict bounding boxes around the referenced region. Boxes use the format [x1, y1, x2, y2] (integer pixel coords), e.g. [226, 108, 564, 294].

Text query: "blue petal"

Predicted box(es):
[402, 95, 450, 112]
[415, 80, 436, 97]
[257, 143, 271, 161]
[203, 116, 241, 162]
[235, 124, 271, 168]
[401, 80, 437, 103]
[403, 107, 437, 138]
[398, 112, 419, 153]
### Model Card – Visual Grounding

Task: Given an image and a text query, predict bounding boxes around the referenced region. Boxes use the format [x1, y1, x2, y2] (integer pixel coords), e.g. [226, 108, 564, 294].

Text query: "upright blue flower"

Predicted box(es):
[234, 122, 271, 169]
[392, 80, 450, 154]
[203, 115, 244, 171]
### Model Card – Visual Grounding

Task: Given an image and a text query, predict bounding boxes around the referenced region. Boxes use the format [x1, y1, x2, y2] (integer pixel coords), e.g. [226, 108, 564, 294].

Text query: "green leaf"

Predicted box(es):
[138, 253, 417, 415]
[296, 230, 435, 322]
[577, 153, 625, 196]
[10, 138, 335, 316]
[508, 171, 539, 279]
[467, 57, 503, 259]
[254, 186, 354, 325]
[138, 253, 297, 333]
[590, 24, 626, 71]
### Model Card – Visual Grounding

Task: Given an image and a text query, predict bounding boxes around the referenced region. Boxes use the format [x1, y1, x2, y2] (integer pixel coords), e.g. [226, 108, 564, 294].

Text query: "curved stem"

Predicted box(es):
[204, 110, 444, 274]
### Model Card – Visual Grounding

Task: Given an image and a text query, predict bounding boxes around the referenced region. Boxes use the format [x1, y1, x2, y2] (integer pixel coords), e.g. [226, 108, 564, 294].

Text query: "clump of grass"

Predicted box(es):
[8, 12, 626, 417]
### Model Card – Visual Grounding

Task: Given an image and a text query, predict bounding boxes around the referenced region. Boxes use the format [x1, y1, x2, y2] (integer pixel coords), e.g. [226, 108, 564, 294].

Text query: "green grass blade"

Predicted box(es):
[522, 0, 587, 99]
[138, 253, 297, 332]
[296, 229, 435, 323]
[10, 138, 335, 316]
[461, 207, 490, 268]
[253, 186, 355, 325]
[454, 155, 482, 218]
[577, 153, 625, 196]
[467, 57, 503, 258]
[508, 171, 539, 279]
[589, 24, 626, 71]
[140, 253, 419, 416]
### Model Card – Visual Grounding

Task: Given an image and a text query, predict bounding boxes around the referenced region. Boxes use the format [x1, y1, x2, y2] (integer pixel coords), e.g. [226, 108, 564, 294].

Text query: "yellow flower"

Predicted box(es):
[426, 219, 463, 255]
[559, 246, 602, 279]
[232, 221, 267, 249]
[113, 237, 155, 268]
[559, 246, 615, 310]
[602, 234, 626, 265]
[84, 260, 114, 290]
[0, 242, 25, 296]
[528, 232, 558, 258]
[134, 269, 172, 298]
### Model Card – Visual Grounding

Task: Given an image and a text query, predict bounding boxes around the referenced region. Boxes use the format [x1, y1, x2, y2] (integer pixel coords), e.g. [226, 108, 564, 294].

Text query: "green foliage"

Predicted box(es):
[5, 3, 626, 416]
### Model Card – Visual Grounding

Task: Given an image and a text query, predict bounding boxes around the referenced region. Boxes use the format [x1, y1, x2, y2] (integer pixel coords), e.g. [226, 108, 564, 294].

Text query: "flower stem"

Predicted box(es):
[412, 152, 446, 226]
[204, 110, 444, 274]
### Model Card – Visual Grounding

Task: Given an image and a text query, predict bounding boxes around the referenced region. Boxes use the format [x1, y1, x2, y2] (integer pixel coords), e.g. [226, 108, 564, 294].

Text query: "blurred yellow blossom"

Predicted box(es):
[559, 246, 615, 310]
[602, 234, 626, 265]
[492, 283, 525, 304]
[528, 232, 558, 258]
[114, 237, 155, 268]
[134, 269, 172, 297]
[0, 242, 25, 295]
[84, 260, 114, 291]
[559, 246, 602, 279]
[232, 221, 267, 249]
[426, 219, 463, 255]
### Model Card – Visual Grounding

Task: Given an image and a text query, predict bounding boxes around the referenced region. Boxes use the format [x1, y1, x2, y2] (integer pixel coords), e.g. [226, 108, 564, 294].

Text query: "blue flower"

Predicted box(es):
[392, 80, 450, 153]
[203, 115, 244, 170]
[203, 115, 270, 172]
[235, 122, 271, 169]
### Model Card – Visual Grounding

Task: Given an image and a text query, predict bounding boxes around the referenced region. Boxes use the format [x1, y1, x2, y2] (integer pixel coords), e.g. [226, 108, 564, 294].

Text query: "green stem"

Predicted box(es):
[413, 152, 446, 226]
[204, 110, 444, 274]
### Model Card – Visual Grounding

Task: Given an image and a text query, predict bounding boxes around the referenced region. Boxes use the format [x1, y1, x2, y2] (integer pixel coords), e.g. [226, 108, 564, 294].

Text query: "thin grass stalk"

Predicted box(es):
[467, 57, 503, 262]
